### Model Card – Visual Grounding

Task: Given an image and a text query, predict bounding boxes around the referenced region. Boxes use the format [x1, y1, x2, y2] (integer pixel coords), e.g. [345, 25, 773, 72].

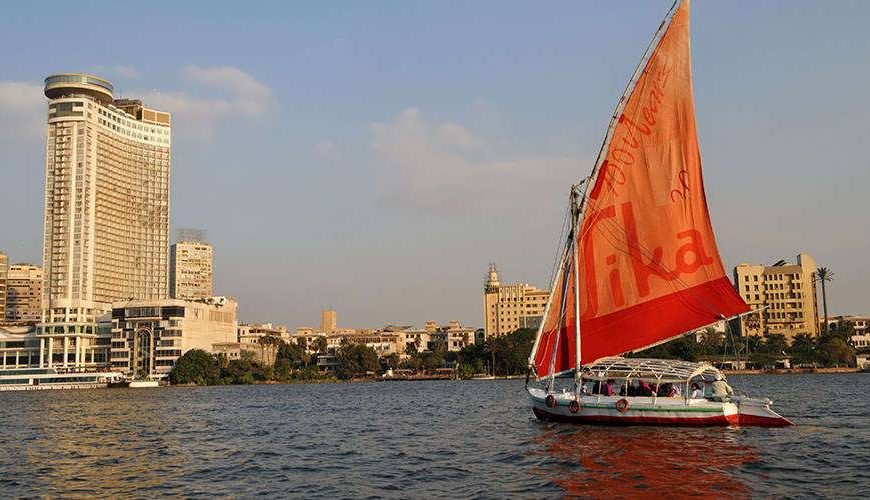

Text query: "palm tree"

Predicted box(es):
[816, 267, 835, 335]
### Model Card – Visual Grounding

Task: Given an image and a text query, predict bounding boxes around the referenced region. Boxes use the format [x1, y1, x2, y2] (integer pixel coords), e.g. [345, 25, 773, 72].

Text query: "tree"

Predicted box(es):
[384, 353, 401, 370]
[220, 350, 270, 384]
[169, 349, 220, 385]
[697, 327, 724, 356]
[277, 339, 308, 367]
[789, 333, 816, 365]
[313, 336, 328, 355]
[815, 336, 854, 367]
[760, 334, 788, 356]
[257, 334, 282, 366]
[816, 267, 835, 335]
[631, 336, 700, 362]
[335, 341, 380, 379]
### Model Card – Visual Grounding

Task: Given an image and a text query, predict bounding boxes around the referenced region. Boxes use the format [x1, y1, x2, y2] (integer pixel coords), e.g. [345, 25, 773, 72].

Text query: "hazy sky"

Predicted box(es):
[1, 1, 868, 329]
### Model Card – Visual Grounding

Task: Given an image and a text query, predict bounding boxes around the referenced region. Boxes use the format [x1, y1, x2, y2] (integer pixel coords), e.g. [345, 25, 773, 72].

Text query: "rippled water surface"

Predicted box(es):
[1, 374, 868, 497]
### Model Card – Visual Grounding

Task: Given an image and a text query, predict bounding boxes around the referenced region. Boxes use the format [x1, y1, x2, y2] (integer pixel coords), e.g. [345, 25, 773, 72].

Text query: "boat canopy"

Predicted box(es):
[580, 357, 724, 384]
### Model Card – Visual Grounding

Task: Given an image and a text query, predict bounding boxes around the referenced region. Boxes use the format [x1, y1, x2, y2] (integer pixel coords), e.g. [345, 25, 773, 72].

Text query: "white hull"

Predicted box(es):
[528, 388, 791, 427]
[128, 380, 159, 388]
[0, 382, 109, 392]
[0, 369, 122, 392]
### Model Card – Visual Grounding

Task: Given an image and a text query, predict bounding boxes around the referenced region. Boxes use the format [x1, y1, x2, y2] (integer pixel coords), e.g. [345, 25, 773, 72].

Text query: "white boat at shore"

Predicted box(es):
[128, 380, 160, 388]
[0, 367, 123, 391]
[524, 0, 791, 427]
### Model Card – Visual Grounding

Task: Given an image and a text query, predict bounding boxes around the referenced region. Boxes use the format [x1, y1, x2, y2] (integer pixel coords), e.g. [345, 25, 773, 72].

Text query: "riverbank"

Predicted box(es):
[723, 366, 863, 375]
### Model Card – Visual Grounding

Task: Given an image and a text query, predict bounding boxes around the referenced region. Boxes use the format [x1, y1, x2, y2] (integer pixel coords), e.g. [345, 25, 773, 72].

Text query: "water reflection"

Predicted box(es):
[533, 425, 758, 497]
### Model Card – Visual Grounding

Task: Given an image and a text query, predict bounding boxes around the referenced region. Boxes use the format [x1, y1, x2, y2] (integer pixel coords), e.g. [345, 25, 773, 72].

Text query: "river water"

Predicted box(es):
[0, 373, 867, 498]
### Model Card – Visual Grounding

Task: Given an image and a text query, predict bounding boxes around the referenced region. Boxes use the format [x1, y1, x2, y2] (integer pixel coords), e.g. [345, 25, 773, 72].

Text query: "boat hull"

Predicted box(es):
[528, 389, 791, 427]
[128, 380, 159, 388]
[0, 382, 109, 392]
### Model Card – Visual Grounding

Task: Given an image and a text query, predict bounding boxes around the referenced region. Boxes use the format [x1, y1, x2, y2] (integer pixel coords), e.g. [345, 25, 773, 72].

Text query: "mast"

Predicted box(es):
[527, 192, 574, 371]
[571, 185, 582, 394]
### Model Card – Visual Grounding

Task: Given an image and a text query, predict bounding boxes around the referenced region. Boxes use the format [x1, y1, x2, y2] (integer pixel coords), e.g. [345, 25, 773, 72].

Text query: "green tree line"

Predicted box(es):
[633, 322, 858, 368]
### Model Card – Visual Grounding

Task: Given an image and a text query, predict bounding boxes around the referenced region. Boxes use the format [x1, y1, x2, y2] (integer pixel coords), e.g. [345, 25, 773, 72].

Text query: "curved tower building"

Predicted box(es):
[39, 73, 171, 367]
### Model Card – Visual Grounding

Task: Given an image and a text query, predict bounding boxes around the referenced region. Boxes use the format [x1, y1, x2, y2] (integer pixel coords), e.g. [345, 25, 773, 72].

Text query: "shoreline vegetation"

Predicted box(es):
[168, 329, 536, 386]
[167, 324, 864, 387]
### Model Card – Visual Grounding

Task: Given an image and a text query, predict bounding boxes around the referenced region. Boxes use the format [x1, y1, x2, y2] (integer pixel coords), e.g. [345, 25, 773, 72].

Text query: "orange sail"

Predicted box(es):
[532, 0, 748, 377]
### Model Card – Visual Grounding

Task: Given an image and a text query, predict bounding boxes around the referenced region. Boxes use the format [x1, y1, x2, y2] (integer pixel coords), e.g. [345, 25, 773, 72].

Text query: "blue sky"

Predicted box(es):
[1, 1, 868, 328]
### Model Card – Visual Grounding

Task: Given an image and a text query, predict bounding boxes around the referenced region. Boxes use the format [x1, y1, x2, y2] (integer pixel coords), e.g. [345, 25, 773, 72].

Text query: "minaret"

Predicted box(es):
[485, 263, 500, 293]
[483, 263, 501, 339]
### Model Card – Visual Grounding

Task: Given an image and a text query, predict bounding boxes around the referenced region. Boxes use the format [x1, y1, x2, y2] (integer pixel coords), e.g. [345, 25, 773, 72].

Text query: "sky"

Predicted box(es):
[1, 1, 868, 329]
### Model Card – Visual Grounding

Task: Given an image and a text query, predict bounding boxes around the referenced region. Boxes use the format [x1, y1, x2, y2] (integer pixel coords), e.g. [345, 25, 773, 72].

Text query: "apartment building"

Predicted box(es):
[733, 253, 820, 341]
[5, 264, 43, 323]
[483, 263, 549, 338]
[169, 240, 213, 300]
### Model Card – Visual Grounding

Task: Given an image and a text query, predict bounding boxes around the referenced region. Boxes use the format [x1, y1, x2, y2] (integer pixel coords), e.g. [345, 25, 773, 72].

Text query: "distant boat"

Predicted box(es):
[128, 380, 160, 388]
[524, 0, 790, 427]
[0, 367, 123, 391]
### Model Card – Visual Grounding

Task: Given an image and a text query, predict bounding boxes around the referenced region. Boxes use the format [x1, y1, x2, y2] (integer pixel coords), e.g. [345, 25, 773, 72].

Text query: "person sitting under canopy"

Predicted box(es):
[710, 374, 734, 402]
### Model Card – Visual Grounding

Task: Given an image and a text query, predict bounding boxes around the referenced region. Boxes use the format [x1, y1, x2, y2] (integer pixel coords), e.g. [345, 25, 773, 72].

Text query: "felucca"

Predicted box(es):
[525, 0, 791, 427]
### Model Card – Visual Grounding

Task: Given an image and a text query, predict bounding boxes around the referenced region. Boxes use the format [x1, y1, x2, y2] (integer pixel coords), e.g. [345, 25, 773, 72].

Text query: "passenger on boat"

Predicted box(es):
[710, 375, 734, 402]
[636, 380, 654, 397]
[656, 383, 671, 397]
[592, 379, 615, 396]
[690, 382, 704, 399]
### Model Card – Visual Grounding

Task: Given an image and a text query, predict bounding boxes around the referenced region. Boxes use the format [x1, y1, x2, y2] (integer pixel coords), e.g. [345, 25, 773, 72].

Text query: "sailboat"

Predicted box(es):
[525, 0, 791, 427]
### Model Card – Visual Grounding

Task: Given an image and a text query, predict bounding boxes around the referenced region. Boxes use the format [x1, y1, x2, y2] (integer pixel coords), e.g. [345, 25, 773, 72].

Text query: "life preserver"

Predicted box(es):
[545, 394, 557, 408]
[615, 398, 630, 413]
[569, 400, 580, 414]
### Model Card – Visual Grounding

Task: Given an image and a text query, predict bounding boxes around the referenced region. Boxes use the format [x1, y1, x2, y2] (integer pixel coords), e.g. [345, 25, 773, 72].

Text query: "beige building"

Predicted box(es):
[109, 297, 236, 378]
[0, 252, 7, 316]
[170, 240, 213, 299]
[733, 253, 820, 341]
[321, 309, 337, 332]
[41, 73, 170, 334]
[483, 263, 549, 338]
[5, 264, 43, 323]
[826, 315, 870, 349]
[429, 320, 476, 352]
[238, 322, 291, 344]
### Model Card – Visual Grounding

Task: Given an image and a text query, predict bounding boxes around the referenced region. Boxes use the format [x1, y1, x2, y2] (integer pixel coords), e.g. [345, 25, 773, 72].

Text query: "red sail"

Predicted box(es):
[533, 0, 748, 377]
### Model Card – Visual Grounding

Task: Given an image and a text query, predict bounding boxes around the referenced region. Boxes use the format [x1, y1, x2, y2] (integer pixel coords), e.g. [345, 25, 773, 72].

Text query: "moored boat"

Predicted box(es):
[0, 367, 123, 391]
[128, 380, 160, 388]
[524, 0, 791, 427]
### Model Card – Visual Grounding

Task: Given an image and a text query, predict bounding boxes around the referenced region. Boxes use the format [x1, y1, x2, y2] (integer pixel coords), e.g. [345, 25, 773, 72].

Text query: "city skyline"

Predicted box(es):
[1, 1, 869, 328]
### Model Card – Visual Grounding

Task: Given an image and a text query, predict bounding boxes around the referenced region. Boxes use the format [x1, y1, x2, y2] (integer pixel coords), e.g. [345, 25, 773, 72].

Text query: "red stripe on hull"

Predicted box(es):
[533, 407, 739, 427]
[737, 412, 793, 427]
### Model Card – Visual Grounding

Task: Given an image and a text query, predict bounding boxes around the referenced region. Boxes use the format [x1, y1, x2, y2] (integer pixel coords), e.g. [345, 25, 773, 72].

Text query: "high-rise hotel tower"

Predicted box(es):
[39, 74, 170, 364]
